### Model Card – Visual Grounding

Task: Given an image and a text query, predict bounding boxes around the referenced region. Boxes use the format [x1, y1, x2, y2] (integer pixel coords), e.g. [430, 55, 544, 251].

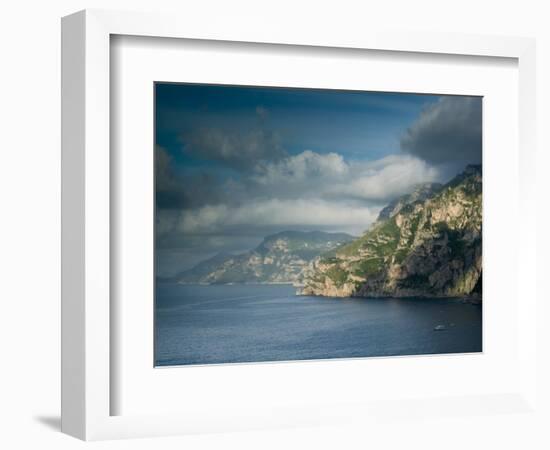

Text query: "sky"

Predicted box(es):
[155, 83, 482, 276]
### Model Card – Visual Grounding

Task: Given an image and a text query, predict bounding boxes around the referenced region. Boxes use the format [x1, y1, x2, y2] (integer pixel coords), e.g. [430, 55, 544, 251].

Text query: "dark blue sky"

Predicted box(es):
[156, 83, 441, 170]
[155, 83, 482, 275]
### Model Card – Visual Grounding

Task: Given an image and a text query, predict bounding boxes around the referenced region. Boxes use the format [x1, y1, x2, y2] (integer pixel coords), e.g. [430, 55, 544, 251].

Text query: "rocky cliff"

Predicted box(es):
[299, 165, 482, 298]
[375, 182, 442, 222]
[176, 230, 354, 285]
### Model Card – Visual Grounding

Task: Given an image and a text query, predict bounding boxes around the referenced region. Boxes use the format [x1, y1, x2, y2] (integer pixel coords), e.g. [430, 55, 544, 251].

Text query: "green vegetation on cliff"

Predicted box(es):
[299, 165, 482, 298]
[176, 230, 355, 285]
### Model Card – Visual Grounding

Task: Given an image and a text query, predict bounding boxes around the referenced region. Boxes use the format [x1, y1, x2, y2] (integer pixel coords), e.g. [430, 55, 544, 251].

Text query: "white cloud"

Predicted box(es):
[332, 154, 440, 201]
[157, 150, 443, 239]
[174, 198, 379, 236]
[252, 150, 348, 186]
[249, 150, 440, 202]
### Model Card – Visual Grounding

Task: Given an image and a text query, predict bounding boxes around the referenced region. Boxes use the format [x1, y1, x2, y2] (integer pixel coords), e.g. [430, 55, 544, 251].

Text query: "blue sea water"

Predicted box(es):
[155, 283, 482, 366]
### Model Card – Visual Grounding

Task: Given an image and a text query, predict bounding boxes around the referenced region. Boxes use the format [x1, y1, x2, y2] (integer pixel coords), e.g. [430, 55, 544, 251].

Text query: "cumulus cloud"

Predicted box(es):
[182, 127, 286, 170]
[155, 90, 482, 272]
[171, 198, 379, 236]
[400, 96, 482, 165]
[251, 150, 348, 187]
[154, 150, 441, 239]
[249, 151, 440, 202]
[333, 155, 440, 201]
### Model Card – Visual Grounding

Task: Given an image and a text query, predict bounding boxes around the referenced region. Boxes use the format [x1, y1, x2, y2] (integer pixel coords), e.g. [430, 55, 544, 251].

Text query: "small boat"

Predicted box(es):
[434, 324, 446, 331]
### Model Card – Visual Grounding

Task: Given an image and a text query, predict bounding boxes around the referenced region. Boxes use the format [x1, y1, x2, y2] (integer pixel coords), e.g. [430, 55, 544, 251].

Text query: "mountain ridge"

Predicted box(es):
[299, 165, 482, 298]
[175, 230, 355, 285]
[376, 182, 443, 223]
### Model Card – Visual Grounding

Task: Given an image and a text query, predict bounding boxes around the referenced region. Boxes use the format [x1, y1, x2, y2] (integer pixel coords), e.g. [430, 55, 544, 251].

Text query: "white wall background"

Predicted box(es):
[0, 1, 548, 449]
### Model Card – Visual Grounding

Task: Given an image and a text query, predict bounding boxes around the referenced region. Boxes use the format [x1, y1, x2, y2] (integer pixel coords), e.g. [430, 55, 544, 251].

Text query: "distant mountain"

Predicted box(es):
[172, 252, 233, 284]
[299, 165, 482, 298]
[176, 231, 355, 285]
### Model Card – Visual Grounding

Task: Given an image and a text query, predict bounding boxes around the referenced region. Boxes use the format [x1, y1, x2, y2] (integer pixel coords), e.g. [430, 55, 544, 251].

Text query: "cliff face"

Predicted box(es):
[376, 182, 442, 222]
[299, 166, 482, 298]
[176, 231, 354, 285]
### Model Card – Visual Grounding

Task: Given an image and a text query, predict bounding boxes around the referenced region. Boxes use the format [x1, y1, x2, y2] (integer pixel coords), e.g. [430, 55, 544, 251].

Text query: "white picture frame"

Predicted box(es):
[61, 9, 537, 441]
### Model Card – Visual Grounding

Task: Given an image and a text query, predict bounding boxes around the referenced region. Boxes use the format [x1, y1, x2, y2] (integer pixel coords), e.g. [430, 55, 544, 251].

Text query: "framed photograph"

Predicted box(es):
[62, 9, 537, 440]
[153, 82, 483, 367]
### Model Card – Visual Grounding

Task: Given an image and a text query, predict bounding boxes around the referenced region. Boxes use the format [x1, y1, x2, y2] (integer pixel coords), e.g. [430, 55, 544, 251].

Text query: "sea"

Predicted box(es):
[155, 283, 482, 366]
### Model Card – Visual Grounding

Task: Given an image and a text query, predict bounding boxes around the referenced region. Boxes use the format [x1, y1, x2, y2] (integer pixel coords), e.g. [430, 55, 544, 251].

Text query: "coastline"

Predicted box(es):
[164, 279, 481, 304]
